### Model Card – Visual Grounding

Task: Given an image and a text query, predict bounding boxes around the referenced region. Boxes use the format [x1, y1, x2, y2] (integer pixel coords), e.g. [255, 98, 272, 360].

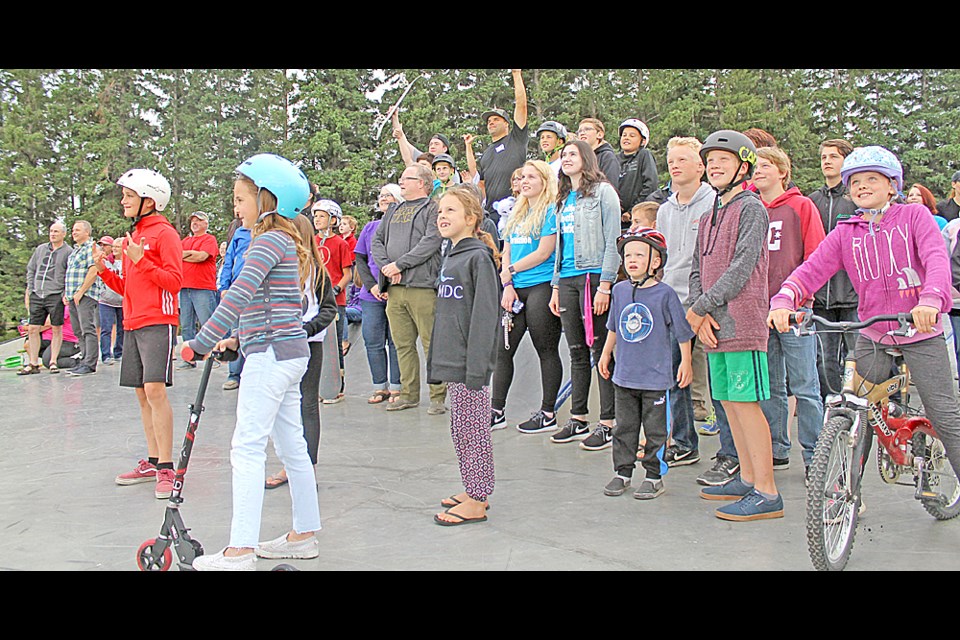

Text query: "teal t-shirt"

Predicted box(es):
[507, 204, 557, 289]
[559, 190, 600, 279]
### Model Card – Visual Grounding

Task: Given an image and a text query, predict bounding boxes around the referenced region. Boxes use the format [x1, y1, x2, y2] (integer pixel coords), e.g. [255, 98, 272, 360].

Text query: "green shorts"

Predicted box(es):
[707, 350, 770, 402]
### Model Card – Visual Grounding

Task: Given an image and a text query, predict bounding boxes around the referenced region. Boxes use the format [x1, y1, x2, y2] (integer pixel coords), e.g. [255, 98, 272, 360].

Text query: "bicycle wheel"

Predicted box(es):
[913, 432, 960, 521]
[806, 415, 863, 571]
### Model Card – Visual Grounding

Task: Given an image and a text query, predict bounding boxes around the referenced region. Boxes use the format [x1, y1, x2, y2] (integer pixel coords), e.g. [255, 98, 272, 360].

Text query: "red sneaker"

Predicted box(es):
[155, 469, 175, 499]
[115, 459, 157, 485]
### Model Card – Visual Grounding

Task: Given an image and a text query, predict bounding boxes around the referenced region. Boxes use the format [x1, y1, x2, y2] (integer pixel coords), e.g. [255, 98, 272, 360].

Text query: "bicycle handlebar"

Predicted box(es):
[789, 311, 916, 337]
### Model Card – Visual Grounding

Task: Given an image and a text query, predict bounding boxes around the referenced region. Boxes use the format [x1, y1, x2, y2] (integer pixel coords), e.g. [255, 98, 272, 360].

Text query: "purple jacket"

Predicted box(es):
[354, 219, 384, 304]
[771, 203, 952, 345]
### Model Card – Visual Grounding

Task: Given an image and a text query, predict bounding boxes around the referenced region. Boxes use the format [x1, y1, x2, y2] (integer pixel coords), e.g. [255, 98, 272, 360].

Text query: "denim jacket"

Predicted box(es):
[552, 181, 622, 285]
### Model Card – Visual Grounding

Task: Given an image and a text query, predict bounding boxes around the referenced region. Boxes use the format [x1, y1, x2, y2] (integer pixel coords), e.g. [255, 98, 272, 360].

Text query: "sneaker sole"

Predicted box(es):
[490, 423, 507, 431]
[255, 548, 319, 560]
[667, 456, 700, 467]
[696, 426, 720, 436]
[773, 463, 791, 471]
[155, 489, 173, 499]
[714, 508, 784, 522]
[696, 475, 737, 487]
[517, 424, 559, 434]
[604, 486, 630, 496]
[115, 476, 157, 486]
[386, 403, 419, 412]
[579, 441, 612, 451]
[550, 433, 590, 444]
[634, 487, 665, 500]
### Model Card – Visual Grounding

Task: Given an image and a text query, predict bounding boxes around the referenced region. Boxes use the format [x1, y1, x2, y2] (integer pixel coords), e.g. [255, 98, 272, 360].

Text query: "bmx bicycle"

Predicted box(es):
[790, 311, 960, 571]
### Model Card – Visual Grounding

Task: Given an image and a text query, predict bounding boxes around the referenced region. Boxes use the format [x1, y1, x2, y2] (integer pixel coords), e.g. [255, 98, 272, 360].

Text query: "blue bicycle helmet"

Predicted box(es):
[235, 153, 310, 220]
[840, 145, 903, 192]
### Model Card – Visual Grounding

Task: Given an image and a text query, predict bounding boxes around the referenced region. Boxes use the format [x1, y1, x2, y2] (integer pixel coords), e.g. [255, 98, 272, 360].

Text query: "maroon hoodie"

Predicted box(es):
[761, 186, 825, 307]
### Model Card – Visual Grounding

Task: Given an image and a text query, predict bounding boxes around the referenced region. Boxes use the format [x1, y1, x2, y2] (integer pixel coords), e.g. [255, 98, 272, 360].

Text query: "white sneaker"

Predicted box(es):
[256, 533, 319, 559]
[192, 549, 256, 571]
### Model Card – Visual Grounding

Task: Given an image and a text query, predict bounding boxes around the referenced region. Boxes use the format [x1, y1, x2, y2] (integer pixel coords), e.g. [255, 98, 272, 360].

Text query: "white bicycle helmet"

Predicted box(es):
[619, 119, 650, 147]
[117, 169, 171, 211]
[841, 145, 903, 192]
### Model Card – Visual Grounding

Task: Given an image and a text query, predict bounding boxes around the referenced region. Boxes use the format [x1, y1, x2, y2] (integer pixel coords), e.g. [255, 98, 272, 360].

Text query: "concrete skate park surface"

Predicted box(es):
[1, 336, 958, 571]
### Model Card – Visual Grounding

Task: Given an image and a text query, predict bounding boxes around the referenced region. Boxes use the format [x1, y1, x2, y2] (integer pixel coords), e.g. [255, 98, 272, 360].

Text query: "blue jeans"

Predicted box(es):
[229, 347, 318, 548]
[360, 299, 400, 389]
[98, 303, 123, 360]
[670, 338, 697, 452]
[760, 324, 824, 466]
[179, 288, 218, 343]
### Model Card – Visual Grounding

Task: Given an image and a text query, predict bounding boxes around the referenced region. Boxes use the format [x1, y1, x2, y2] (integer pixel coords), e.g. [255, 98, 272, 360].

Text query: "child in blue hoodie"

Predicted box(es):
[428, 185, 501, 526]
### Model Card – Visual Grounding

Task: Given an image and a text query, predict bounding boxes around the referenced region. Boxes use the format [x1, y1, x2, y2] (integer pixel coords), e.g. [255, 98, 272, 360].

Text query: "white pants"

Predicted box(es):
[229, 347, 319, 548]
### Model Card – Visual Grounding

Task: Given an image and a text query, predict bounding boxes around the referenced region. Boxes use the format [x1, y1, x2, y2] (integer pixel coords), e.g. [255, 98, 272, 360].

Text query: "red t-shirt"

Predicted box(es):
[342, 232, 357, 254]
[181, 233, 219, 291]
[317, 233, 354, 306]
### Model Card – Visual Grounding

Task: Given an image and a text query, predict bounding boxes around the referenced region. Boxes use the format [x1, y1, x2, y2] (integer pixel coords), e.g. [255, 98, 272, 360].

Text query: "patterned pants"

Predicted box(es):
[448, 382, 495, 501]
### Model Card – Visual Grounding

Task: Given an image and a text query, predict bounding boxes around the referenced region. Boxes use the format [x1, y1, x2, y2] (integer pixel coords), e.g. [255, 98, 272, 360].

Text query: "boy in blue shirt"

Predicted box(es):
[599, 228, 694, 499]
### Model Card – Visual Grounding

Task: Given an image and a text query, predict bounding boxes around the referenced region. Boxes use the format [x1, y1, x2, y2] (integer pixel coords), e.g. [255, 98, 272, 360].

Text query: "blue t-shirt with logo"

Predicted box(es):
[507, 204, 557, 289]
[606, 280, 695, 391]
[559, 190, 600, 279]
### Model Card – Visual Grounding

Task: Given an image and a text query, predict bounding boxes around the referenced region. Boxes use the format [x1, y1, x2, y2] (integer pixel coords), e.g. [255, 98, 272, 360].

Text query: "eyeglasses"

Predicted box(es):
[577, 127, 596, 134]
[399, 176, 422, 182]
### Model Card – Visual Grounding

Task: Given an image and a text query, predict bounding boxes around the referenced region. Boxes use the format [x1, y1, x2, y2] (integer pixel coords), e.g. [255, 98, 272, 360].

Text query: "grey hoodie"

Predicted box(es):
[26, 242, 73, 297]
[657, 182, 716, 308]
[426, 237, 500, 390]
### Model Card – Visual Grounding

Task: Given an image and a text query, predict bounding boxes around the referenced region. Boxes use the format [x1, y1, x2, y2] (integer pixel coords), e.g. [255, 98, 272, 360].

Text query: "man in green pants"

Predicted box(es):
[371, 163, 447, 415]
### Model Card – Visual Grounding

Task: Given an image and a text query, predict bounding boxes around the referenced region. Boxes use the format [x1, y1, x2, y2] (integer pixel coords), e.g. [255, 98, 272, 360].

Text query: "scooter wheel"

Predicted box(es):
[271, 564, 300, 571]
[137, 538, 173, 571]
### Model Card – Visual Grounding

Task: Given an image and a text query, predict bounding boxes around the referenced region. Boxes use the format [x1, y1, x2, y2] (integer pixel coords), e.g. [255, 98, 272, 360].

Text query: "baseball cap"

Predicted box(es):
[98, 235, 115, 246]
[430, 133, 452, 150]
[189, 211, 209, 222]
[481, 108, 510, 124]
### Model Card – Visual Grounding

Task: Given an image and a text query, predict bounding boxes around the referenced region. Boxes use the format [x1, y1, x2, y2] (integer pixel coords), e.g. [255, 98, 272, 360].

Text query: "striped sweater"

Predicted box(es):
[188, 229, 308, 361]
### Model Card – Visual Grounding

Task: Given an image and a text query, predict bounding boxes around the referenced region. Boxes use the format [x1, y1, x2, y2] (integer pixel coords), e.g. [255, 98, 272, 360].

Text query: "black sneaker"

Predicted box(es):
[490, 409, 506, 431]
[633, 478, 665, 500]
[579, 424, 613, 451]
[516, 411, 558, 434]
[696, 455, 741, 486]
[664, 445, 700, 467]
[550, 418, 591, 444]
[773, 457, 791, 471]
[604, 476, 631, 496]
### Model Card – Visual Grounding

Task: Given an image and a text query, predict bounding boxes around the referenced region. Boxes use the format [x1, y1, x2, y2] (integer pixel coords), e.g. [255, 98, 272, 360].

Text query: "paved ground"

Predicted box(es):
[1, 336, 958, 571]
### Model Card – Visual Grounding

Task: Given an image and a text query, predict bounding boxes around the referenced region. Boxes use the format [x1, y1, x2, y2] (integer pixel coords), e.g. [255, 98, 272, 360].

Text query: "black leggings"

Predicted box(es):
[492, 281, 563, 413]
[300, 341, 324, 465]
[557, 273, 615, 421]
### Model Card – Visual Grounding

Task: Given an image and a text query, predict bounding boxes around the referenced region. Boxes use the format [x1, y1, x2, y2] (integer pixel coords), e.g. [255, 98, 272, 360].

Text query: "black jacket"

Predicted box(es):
[617, 148, 659, 213]
[426, 237, 500, 390]
[594, 142, 622, 203]
[303, 267, 338, 339]
[807, 182, 859, 309]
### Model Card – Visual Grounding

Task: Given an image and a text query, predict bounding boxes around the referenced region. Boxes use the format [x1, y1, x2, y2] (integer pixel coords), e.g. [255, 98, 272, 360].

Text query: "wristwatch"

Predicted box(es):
[508, 264, 517, 276]
[333, 285, 342, 295]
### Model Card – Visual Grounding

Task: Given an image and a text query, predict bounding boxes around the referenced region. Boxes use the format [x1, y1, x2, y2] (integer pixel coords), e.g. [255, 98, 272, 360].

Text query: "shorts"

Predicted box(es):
[708, 350, 770, 402]
[119, 324, 176, 388]
[29, 293, 65, 326]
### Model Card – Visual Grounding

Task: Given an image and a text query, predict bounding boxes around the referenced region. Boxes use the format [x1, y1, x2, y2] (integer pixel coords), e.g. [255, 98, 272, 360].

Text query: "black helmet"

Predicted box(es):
[431, 153, 456, 170]
[700, 130, 758, 177]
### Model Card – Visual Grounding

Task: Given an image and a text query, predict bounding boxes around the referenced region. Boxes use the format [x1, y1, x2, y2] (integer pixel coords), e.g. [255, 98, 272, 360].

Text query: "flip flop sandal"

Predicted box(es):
[16, 364, 40, 375]
[433, 508, 488, 527]
[368, 390, 391, 404]
[48, 364, 60, 374]
[387, 391, 401, 403]
[265, 472, 289, 490]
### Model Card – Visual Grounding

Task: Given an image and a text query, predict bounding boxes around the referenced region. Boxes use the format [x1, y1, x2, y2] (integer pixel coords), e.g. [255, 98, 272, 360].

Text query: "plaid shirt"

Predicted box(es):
[64, 239, 103, 300]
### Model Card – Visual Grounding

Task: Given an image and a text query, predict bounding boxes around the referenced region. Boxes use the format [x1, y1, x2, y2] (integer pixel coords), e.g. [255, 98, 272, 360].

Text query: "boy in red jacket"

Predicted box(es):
[96, 169, 183, 500]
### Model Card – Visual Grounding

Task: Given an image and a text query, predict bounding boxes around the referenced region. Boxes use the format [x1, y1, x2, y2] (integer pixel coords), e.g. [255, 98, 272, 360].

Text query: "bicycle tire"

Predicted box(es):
[806, 415, 863, 571]
[913, 432, 960, 521]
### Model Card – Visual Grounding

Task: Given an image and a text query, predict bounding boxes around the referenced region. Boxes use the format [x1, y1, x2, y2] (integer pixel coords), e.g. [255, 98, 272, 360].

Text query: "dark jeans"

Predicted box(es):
[813, 305, 859, 399]
[492, 282, 563, 414]
[670, 337, 697, 452]
[99, 303, 123, 360]
[557, 273, 615, 421]
[613, 385, 669, 480]
[69, 295, 99, 369]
